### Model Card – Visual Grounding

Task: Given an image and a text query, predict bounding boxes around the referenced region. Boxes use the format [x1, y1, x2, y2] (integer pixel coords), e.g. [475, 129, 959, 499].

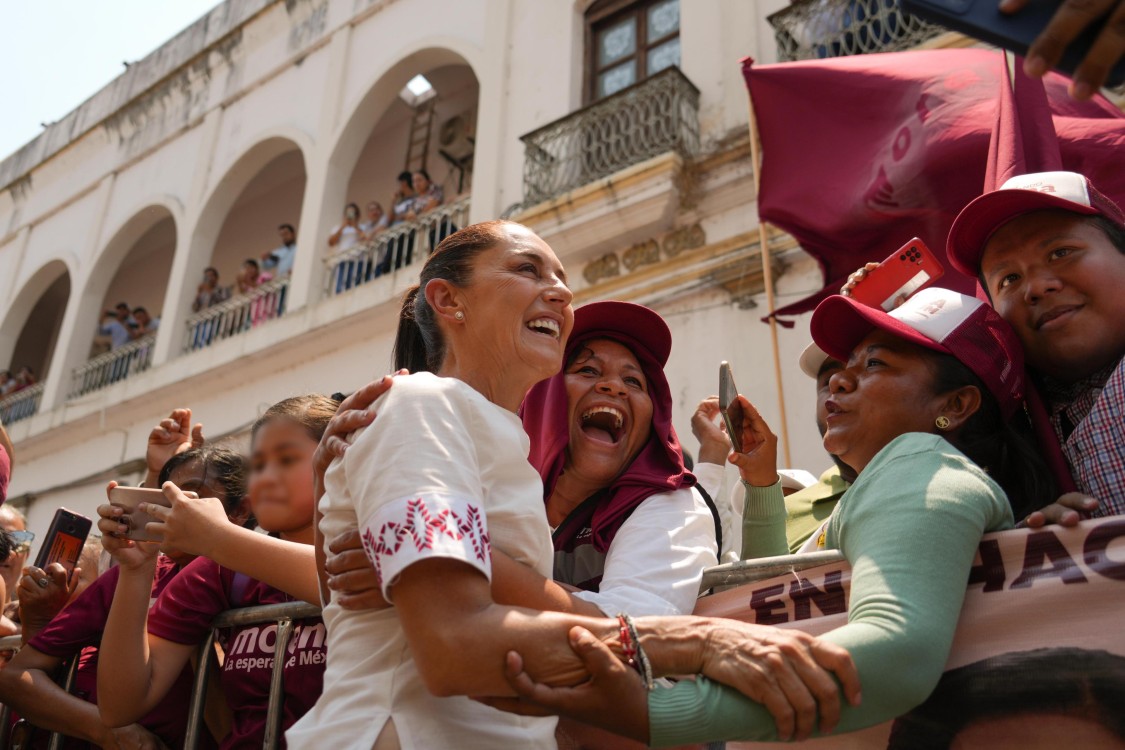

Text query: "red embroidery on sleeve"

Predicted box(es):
[361, 498, 491, 584]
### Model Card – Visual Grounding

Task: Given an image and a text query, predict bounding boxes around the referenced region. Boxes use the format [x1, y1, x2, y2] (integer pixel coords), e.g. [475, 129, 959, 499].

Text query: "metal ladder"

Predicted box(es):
[404, 98, 436, 173]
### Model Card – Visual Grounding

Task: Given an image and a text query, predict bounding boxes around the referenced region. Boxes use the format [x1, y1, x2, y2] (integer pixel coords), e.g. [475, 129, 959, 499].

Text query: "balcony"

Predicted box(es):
[323, 199, 470, 298]
[0, 383, 44, 425]
[519, 67, 700, 207]
[183, 277, 290, 354]
[69, 334, 157, 399]
[768, 0, 945, 61]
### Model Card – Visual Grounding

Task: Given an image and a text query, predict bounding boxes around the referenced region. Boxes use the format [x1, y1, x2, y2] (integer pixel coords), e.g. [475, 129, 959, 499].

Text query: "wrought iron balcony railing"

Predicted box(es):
[184, 276, 289, 353]
[68, 333, 157, 399]
[0, 383, 43, 425]
[519, 67, 700, 206]
[768, 0, 946, 61]
[323, 198, 470, 298]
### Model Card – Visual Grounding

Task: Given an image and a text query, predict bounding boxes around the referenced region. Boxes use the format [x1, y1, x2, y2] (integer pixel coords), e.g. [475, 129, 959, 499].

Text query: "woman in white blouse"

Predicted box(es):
[288, 221, 859, 749]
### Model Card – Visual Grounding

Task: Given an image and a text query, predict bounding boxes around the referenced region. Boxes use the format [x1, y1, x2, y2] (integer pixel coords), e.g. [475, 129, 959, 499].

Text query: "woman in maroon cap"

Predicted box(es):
[492, 286, 1056, 746]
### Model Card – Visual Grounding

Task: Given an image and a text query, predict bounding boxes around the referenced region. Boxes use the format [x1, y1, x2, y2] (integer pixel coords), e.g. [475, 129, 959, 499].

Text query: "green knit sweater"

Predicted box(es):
[649, 433, 1014, 746]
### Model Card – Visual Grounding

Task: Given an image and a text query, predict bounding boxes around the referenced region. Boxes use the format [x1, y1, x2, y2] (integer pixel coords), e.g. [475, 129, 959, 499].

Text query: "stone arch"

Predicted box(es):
[0, 259, 72, 378]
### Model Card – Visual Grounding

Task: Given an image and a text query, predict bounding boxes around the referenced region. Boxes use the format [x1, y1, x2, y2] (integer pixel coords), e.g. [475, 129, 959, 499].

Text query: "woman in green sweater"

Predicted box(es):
[492, 287, 1055, 746]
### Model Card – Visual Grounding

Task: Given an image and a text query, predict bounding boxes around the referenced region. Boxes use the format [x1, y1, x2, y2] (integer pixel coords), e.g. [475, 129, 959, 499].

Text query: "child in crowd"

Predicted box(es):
[0, 436, 247, 749]
[948, 171, 1125, 517]
[96, 395, 336, 749]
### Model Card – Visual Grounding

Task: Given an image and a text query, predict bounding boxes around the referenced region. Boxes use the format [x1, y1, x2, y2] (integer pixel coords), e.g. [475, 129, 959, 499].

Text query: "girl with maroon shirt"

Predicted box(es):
[96, 396, 335, 749]
[0, 425, 246, 750]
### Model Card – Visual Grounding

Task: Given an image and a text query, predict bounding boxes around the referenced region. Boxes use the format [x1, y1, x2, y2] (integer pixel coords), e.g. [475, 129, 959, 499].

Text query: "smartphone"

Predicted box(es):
[848, 238, 945, 312]
[719, 362, 743, 454]
[33, 508, 92, 579]
[108, 486, 196, 543]
[901, 0, 1125, 87]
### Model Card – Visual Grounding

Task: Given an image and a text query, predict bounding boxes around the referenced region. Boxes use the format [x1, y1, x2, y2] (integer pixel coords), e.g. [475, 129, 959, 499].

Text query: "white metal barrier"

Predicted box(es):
[184, 277, 290, 354]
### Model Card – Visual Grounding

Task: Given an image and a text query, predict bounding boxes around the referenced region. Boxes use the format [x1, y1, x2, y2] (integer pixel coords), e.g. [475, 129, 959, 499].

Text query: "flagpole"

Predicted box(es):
[747, 95, 793, 469]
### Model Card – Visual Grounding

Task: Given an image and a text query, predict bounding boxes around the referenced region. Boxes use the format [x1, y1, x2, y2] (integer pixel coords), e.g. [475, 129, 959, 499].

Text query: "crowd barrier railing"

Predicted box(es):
[68, 334, 157, 399]
[184, 277, 290, 354]
[0, 383, 44, 426]
[0, 602, 320, 750]
[322, 198, 470, 299]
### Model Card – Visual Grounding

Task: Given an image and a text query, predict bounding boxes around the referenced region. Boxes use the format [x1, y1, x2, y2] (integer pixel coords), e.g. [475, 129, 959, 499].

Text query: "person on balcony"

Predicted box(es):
[0, 370, 16, 396]
[330, 203, 364, 293]
[359, 202, 390, 279]
[192, 267, 231, 313]
[406, 169, 456, 253]
[130, 307, 160, 339]
[97, 303, 134, 351]
[387, 172, 419, 272]
[263, 223, 298, 278]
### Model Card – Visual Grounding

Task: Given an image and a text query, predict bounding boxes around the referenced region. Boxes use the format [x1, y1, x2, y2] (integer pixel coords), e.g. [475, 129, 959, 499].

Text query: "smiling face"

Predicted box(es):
[981, 211, 1125, 382]
[562, 338, 655, 490]
[452, 225, 574, 388]
[248, 419, 317, 542]
[822, 331, 956, 475]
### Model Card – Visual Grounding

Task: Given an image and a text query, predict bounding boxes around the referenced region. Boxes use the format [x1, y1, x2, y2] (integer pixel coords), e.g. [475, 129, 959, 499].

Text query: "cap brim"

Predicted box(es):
[948, 189, 1099, 277]
[811, 295, 950, 363]
[798, 342, 830, 379]
[571, 301, 672, 366]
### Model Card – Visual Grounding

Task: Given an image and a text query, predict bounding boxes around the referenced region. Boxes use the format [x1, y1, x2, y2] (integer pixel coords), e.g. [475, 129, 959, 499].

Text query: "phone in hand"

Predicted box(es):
[848, 238, 945, 312]
[108, 485, 197, 543]
[33, 508, 92, 580]
[900, 0, 1125, 87]
[719, 361, 743, 454]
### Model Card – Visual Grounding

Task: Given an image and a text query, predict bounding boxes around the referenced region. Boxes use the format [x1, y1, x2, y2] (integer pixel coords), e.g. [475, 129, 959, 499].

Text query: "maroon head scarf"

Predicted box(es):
[521, 301, 695, 553]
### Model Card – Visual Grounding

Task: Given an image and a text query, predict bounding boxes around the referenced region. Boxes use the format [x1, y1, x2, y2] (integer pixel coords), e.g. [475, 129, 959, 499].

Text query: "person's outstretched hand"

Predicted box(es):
[727, 395, 780, 487]
[691, 396, 732, 466]
[144, 409, 204, 487]
[1001, 0, 1125, 99]
[481, 626, 651, 742]
[1022, 492, 1099, 528]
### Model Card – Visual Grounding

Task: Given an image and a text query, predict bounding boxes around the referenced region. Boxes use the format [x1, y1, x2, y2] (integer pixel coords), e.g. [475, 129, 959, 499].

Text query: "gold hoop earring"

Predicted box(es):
[454, 311, 464, 321]
[935, 415, 951, 431]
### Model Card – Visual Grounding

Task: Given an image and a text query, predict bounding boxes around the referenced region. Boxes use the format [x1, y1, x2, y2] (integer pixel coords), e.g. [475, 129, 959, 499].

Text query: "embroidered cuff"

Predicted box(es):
[360, 494, 491, 600]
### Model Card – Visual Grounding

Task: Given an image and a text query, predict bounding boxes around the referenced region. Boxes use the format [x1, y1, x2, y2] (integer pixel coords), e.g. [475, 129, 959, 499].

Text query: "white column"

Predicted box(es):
[289, 25, 353, 311]
[152, 108, 225, 366]
[38, 175, 116, 412]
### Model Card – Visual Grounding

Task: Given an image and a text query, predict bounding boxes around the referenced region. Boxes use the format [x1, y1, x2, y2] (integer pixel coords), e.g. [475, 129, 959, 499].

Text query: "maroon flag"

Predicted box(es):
[743, 49, 1125, 320]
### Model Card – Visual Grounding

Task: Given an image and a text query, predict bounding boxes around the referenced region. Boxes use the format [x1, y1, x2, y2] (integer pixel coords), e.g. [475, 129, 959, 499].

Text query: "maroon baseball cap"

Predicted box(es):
[811, 287, 1025, 419]
[948, 171, 1125, 277]
[569, 301, 672, 367]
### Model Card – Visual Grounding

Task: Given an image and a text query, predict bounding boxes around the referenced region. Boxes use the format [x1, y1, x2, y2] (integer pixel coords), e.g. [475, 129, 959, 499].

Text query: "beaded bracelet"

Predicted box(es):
[617, 613, 655, 691]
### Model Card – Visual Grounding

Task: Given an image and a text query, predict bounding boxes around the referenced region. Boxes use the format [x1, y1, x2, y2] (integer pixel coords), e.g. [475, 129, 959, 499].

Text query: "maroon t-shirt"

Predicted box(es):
[0, 445, 9, 504]
[147, 556, 325, 750]
[27, 556, 199, 749]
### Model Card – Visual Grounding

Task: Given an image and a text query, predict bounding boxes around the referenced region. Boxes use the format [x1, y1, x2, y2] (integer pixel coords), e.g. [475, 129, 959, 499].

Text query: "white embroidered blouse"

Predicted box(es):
[286, 372, 556, 750]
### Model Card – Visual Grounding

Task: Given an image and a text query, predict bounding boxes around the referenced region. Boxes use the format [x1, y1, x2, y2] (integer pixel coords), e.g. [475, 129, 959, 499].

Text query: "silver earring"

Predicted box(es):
[454, 311, 464, 321]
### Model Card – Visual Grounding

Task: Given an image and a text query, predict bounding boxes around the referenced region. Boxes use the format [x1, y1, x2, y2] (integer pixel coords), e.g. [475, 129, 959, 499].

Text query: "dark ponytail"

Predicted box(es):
[392, 220, 528, 373]
[395, 286, 431, 373]
[930, 355, 1056, 518]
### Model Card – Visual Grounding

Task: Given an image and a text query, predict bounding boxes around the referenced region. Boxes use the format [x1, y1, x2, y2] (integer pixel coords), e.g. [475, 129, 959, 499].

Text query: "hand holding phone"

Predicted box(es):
[719, 362, 743, 454]
[108, 485, 198, 543]
[33, 509, 92, 579]
[843, 238, 945, 311]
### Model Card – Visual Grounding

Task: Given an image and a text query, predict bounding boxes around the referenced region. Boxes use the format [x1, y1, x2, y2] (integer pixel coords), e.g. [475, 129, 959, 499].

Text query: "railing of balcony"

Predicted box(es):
[519, 67, 700, 207]
[0, 383, 44, 425]
[183, 277, 290, 354]
[323, 198, 469, 298]
[68, 333, 157, 399]
[768, 0, 945, 61]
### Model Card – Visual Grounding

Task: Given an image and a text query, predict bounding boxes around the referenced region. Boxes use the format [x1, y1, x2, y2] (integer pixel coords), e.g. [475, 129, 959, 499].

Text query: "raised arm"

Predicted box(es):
[96, 493, 196, 726]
